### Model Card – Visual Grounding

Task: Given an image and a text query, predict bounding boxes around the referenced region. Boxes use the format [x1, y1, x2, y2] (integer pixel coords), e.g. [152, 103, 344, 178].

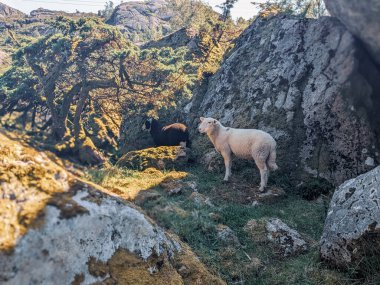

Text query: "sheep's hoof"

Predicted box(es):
[259, 187, 265, 193]
[222, 179, 230, 184]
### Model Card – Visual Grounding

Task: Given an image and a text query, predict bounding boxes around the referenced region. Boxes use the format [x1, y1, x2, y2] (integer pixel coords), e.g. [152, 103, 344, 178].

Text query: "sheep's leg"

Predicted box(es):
[221, 150, 232, 182]
[267, 147, 278, 171]
[255, 159, 268, 192]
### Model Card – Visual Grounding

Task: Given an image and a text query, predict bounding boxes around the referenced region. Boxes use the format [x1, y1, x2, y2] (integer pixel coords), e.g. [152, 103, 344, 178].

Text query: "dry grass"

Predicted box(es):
[85, 166, 188, 201]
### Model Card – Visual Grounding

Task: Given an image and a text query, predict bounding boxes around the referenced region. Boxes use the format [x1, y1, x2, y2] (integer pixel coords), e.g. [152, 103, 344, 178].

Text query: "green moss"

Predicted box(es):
[116, 146, 190, 171]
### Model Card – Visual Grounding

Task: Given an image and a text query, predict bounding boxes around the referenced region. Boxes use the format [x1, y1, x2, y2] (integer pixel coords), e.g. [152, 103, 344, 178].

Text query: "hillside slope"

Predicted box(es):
[108, 0, 220, 42]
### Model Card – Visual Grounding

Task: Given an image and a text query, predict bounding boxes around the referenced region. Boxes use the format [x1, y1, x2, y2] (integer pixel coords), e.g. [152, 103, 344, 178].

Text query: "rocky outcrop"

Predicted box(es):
[0, 3, 24, 18]
[189, 14, 380, 185]
[320, 166, 380, 270]
[243, 218, 308, 257]
[142, 27, 199, 51]
[324, 0, 380, 66]
[29, 8, 95, 19]
[0, 131, 225, 285]
[107, 0, 173, 42]
[0, 6, 94, 47]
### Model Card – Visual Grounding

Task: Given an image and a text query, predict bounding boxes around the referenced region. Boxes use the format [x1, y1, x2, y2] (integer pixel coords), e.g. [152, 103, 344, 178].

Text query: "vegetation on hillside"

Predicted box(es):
[0, 1, 250, 163]
[252, 0, 328, 18]
[0, 17, 199, 164]
[194, 0, 249, 78]
[1, 1, 378, 285]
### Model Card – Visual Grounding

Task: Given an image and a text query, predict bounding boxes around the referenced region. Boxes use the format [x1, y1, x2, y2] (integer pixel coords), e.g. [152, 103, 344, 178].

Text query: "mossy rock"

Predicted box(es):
[54, 136, 106, 166]
[116, 146, 192, 171]
[78, 137, 106, 166]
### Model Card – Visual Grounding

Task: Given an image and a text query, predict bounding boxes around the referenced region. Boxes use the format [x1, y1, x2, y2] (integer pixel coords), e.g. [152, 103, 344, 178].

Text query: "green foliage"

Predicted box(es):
[98, 1, 115, 20]
[0, 16, 202, 163]
[252, 0, 328, 18]
[0, 1, 247, 162]
[217, 0, 239, 20]
[165, 0, 220, 34]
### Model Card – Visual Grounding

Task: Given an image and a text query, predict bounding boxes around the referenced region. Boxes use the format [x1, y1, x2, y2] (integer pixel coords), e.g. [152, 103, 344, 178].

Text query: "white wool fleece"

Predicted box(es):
[198, 117, 278, 192]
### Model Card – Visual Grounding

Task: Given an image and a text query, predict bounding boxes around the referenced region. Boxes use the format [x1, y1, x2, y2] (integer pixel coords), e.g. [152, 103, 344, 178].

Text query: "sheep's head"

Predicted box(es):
[142, 118, 153, 131]
[198, 117, 218, 134]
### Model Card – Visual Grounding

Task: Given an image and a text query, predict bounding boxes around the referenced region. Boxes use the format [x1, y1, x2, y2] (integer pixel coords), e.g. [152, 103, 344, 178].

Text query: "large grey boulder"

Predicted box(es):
[320, 166, 380, 269]
[324, 0, 380, 66]
[189, 15, 380, 185]
[107, 0, 173, 42]
[0, 132, 225, 285]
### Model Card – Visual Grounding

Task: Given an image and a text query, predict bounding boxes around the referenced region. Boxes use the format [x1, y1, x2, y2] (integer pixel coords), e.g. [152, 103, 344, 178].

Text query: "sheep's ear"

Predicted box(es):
[200, 117, 204, 122]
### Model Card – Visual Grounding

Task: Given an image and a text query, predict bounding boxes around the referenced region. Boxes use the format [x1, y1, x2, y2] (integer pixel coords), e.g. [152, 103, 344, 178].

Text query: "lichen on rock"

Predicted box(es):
[189, 14, 380, 185]
[266, 218, 308, 257]
[320, 166, 380, 271]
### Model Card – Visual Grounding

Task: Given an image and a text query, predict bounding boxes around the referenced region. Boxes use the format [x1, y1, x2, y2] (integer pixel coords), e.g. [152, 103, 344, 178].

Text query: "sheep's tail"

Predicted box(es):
[267, 144, 278, 171]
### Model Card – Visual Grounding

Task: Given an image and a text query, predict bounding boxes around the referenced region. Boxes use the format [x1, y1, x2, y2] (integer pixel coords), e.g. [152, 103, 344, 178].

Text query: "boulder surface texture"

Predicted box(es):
[320, 166, 380, 269]
[324, 0, 380, 66]
[190, 14, 380, 185]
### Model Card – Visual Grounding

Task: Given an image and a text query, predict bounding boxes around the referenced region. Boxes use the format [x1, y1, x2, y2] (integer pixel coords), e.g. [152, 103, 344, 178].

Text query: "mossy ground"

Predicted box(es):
[86, 167, 188, 200]
[116, 146, 190, 171]
[86, 161, 376, 285]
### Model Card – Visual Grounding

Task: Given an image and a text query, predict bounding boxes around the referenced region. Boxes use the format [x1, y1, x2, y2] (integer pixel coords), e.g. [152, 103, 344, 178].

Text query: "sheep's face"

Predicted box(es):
[198, 117, 218, 134]
[142, 119, 152, 131]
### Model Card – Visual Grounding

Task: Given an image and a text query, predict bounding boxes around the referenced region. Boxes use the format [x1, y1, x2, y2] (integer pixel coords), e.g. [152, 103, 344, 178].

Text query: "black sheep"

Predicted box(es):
[143, 118, 191, 147]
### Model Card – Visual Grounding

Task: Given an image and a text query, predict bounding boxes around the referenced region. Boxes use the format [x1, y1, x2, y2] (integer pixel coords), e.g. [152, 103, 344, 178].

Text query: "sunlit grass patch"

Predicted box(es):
[85, 166, 188, 200]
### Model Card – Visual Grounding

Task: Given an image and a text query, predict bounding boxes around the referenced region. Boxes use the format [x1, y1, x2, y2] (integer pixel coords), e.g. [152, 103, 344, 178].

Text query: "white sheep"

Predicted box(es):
[198, 117, 278, 192]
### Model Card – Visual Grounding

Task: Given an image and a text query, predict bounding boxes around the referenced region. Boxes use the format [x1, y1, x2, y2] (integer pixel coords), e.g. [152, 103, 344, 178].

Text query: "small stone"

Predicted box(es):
[177, 265, 190, 277]
[168, 187, 182, 195]
[364, 157, 375, 167]
[216, 224, 240, 245]
[208, 212, 221, 222]
[200, 150, 224, 172]
[189, 192, 214, 207]
[185, 181, 198, 192]
[245, 256, 264, 274]
[266, 218, 308, 257]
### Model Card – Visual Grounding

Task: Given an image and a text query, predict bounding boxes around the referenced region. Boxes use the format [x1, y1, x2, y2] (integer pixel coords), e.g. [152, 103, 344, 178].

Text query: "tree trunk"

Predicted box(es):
[74, 86, 89, 140]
